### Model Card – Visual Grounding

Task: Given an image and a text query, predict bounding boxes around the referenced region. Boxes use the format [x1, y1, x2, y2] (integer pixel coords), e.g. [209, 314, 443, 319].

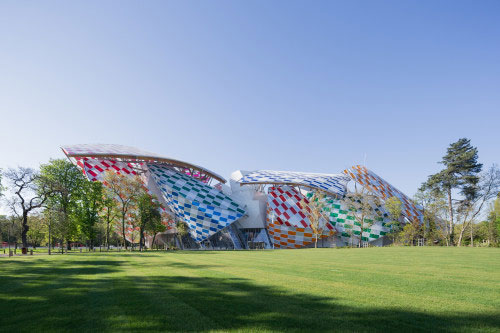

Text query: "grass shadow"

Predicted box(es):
[0, 255, 498, 332]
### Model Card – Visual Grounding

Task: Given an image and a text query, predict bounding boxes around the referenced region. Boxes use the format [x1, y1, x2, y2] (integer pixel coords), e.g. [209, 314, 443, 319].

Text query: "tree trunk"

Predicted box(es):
[470, 223, 474, 247]
[21, 212, 29, 249]
[139, 226, 144, 251]
[63, 208, 71, 251]
[48, 218, 52, 255]
[152, 234, 157, 250]
[121, 213, 127, 250]
[106, 220, 110, 250]
[447, 189, 454, 246]
[488, 220, 494, 246]
[457, 225, 466, 247]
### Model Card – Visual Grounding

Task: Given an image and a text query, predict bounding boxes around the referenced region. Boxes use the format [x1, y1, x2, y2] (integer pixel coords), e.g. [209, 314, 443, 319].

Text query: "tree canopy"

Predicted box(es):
[421, 138, 483, 245]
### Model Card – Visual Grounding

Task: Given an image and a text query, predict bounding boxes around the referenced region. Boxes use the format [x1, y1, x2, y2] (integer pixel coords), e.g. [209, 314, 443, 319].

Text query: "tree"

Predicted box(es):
[74, 180, 104, 249]
[176, 219, 189, 249]
[100, 196, 119, 250]
[51, 204, 73, 253]
[138, 195, 165, 250]
[342, 186, 384, 248]
[398, 222, 421, 246]
[486, 195, 500, 246]
[385, 196, 403, 244]
[27, 214, 46, 248]
[146, 201, 168, 247]
[42, 207, 61, 255]
[126, 213, 141, 250]
[103, 171, 144, 250]
[176, 220, 189, 237]
[0, 169, 4, 198]
[39, 159, 86, 250]
[421, 138, 482, 246]
[427, 191, 450, 245]
[473, 220, 492, 246]
[299, 191, 329, 248]
[0, 215, 21, 248]
[496, 197, 500, 238]
[455, 165, 500, 247]
[4, 167, 53, 249]
[0, 215, 8, 242]
[147, 216, 167, 250]
[414, 189, 445, 245]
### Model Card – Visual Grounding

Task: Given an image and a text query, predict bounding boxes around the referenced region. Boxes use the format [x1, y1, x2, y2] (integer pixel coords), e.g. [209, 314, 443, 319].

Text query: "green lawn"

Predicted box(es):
[0, 248, 499, 332]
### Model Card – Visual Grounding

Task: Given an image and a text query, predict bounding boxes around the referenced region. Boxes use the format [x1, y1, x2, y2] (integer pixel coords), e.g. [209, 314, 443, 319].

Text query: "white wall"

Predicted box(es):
[228, 170, 267, 229]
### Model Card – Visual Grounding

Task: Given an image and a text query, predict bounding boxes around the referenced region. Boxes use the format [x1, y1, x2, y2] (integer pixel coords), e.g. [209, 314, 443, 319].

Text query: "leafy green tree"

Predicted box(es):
[146, 215, 167, 250]
[474, 221, 492, 246]
[0, 215, 8, 242]
[103, 171, 144, 250]
[5, 216, 22, 252]
[385, 196, 402, 244]
[51, 204, 73, 253]
[27, 214, 46, 248]
[0, 215, 21, 246]
[494, 197, 500, 244]
[42, 207, 61, 254]
[426, 191, 450, 245]
[421, 138, 482, 246]
[398, 222, 421, 246]
[176, 220, 189, 237]
[100, 196, 120, 250]
[0, 169, 4, 198]
[93, 216, 107, 251]
[455, 165, 500, 246]
[137, 193, 162, 251]
[176, 219, 189, 249]
[141, 200, 169, 248]
[414, 189, 448, 245]
[74, 180, 104, 249]
[39, 159, 86, 250]
[486, 196, 500, 246]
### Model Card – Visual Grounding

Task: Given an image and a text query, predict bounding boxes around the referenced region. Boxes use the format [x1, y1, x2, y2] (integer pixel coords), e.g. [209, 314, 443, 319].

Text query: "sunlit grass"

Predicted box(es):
[0, 247, 499, 332]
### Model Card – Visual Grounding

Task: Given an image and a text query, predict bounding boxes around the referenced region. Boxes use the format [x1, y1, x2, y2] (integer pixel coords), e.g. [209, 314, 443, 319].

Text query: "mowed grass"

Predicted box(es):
[0, 248, 499, 332]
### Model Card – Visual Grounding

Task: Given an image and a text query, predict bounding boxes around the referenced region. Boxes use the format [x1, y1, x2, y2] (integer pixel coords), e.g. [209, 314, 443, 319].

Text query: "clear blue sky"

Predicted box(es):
[0, 1, 499, 202]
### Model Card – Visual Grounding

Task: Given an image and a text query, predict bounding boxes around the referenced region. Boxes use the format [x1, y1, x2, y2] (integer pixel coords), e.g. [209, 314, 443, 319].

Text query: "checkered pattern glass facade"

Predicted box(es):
[343, 165, 423, 223]
[73, 157, 141, 182]
[321, 196, 391, 245]
[267, 209, 335, 249]
[266, 186, 336, 248]
[148, 164, 246, 242]
[62, 144, 226, 184]
[62, 144, 162, 159]
[268, 186, 334, 231]
[239, 170, 349, 196]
